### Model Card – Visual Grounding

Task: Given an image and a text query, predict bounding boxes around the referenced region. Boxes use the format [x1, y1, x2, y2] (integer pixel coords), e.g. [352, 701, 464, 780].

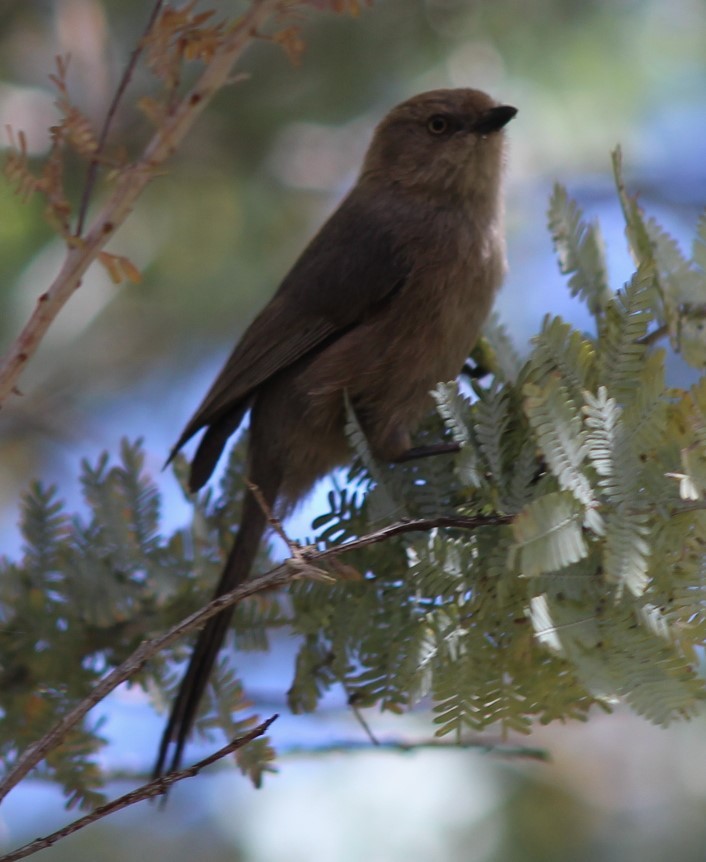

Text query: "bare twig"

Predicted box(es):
[637, 323, 668, 346]
[75, 0, 166, 236]
[0, 0, 282, 407]
[279, 737, 549, 761]
[315, 512, 513, 557]
[246, 478, 294, 551]
[0, 511, 507, 804]
[347, 698, 380, 746]
[0, 715, 278, 862]
[28, 735, 548, 787]
[246, 477, 336, 582]
[637, 306, 706, 347]
[0, 559, 293, 804]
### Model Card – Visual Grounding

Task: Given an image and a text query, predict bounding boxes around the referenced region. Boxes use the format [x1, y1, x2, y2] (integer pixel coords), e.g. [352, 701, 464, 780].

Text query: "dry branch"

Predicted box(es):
[0, 511, 507, 804]
[0, 715, 278, 862]
[0, 0, 282, 406]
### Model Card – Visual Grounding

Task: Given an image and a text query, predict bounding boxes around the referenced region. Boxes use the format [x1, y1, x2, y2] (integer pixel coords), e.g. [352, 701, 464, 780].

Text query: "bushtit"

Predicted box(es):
[155, 88, 516, 775]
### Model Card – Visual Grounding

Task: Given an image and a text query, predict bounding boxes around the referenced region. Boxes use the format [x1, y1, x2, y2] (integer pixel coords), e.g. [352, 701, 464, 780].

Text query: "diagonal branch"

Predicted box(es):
[0, 511, 508, 804]
[0, 556, 296, 804]
[0, 0, 282, 407]
[0, 715, 278, 862]
[74, 0, 166, 236]
[278, 736, 549, 760]
[322, 512, 513, 554]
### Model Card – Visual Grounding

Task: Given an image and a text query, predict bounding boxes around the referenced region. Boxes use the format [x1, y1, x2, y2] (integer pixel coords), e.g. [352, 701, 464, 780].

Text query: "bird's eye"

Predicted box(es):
[427, 115, 450, 136]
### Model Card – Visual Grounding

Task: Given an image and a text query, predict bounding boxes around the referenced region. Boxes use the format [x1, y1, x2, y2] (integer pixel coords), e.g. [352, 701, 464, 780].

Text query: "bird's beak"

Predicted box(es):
[472, 105, 518, 135]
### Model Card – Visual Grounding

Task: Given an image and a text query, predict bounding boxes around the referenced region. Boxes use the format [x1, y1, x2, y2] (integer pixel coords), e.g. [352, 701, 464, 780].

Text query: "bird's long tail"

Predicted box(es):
[154, 472, 279, 777]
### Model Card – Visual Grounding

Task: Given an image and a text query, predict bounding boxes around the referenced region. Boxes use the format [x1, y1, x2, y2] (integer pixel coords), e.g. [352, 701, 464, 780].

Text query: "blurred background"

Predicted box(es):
[1, 0, 706, 859]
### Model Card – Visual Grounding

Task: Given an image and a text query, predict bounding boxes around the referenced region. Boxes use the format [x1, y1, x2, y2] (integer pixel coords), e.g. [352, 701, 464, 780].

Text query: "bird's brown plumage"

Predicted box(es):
[155, 88, 516, 776]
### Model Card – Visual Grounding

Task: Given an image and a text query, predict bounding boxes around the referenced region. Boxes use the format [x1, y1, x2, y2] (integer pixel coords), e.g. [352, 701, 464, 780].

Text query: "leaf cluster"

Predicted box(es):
[4, 148, 706, 809]
[0, 437, 282, 806]
[288, 149, 706, 738]
[2, 0, 368, 280]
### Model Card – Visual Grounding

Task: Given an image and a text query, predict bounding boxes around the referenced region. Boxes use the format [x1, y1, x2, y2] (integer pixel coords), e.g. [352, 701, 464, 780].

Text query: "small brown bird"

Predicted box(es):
[155, 88, 516, 775]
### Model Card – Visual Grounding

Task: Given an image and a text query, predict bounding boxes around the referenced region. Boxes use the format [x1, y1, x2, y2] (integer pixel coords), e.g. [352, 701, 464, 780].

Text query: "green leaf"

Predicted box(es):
[533, 590, 705, 723]
[646, 215, 705, 308]
[473, 380, 512, 485]
[480, 312, 524, 382]
[583, 384, 657, 508]
[692, 210, 706, 272]
[523, 376, 595, 513]
[612, 146, 656, 271]
[598, 262, 655, 403]
[529, 314, 597, 398]
[511, 491, 588, 576]
[19, 482, 67, 586]
[343, 395, 408, 523]
[548, 183, 611, 315]
[432, 381, 472, 446]
[603, 509, 651, 596]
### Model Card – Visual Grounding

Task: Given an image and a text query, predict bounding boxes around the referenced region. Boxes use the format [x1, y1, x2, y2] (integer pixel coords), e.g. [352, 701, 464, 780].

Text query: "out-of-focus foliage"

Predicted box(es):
[1, 0, 705, 490]
[0, 434, 281, 807]
[293, 155, 706, 739]
[3, 156, 706, 813]
[2, 2, 706, 859]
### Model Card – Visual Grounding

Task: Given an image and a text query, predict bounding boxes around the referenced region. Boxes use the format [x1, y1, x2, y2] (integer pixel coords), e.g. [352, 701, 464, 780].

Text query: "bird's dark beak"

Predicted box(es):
[472, 105, 517, 135]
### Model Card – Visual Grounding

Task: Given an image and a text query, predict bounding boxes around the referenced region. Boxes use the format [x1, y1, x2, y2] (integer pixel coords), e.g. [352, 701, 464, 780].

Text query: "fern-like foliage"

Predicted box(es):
[4, 154, 706, 810]
[478, 312, 524, 382]
[612, 146, 706, 366]
[528, 314, 597, 399]
[511, 491, 588, 576]
[523, 377, 596, 515]
[0, 439, 276, 807]
[548, 182, 611, 316]
[693, 211, 706, 273]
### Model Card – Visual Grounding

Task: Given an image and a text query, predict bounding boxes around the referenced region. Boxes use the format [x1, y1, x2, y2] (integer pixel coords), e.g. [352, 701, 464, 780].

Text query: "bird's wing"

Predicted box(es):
[172, 187, 412, 455]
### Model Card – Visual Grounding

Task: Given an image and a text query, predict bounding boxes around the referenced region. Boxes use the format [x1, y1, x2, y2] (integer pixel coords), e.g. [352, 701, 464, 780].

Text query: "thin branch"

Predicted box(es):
[341, 679, 380, 745]
[637, 323, 668, 346]
[0, 716, 278, 862]
[32, 736, 548, 786]
[347, 702, 380, 746]
[279, 737, 550, 761]
[247, 477, 336, 582]
[0, 0, 282, 407]
[314, 513, 513, 557]
[0, 511, 507, 804]
[246, 478, 296, 552]
[75, 0, 166, 236]
[638, 305, 706, 346]
[0, 558, 295, 804]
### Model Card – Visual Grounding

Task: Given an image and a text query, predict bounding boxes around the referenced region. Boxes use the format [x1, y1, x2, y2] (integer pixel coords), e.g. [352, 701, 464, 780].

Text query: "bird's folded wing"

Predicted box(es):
[171, 187, 412, 455]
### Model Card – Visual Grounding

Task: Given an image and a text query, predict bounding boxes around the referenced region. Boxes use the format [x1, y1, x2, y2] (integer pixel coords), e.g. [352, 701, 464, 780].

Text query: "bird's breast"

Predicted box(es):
[306, 214, 505, 426]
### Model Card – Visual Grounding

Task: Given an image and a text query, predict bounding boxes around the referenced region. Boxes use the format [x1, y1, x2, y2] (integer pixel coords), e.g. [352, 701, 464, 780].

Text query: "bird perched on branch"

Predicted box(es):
[155, 87, 516, 776]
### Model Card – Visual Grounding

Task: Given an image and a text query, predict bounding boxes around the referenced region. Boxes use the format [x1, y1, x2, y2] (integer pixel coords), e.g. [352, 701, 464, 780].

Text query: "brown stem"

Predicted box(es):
[314, 512, 513, 556]
[0, 0, 282, 407]
[394, 442, 462, 462]
[0, 559, 293, 804]
[278, 737, 549, 760]
[637, 323, 667, 346]
[246, 478, 295, 552]
[75, 0, 166, 236]
[0, 511, 508, 804]
[0, 716, 278, 862]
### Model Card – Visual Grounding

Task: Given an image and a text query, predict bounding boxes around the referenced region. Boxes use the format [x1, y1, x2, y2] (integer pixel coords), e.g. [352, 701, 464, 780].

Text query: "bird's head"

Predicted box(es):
[361, 88, 517, 203]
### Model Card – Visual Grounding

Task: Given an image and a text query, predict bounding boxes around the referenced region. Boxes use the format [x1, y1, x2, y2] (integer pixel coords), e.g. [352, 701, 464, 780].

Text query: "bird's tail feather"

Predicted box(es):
[154, 471, 279, 777]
